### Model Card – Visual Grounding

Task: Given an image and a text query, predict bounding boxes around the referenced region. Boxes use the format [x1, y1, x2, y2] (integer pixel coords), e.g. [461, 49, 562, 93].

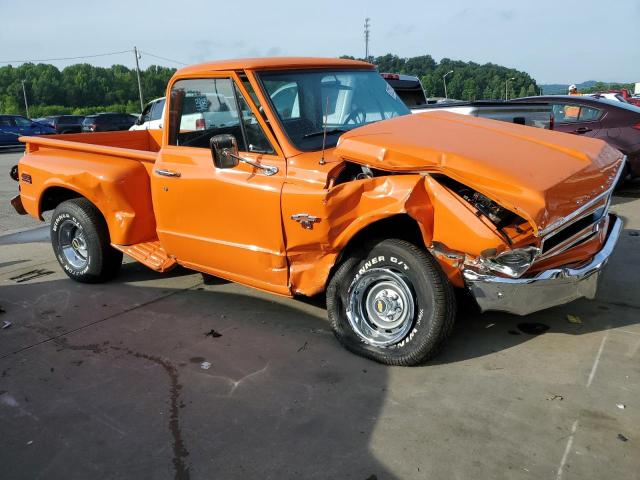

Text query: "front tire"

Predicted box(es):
[327, 239, 456, 366]
[50, 198, 122, 283]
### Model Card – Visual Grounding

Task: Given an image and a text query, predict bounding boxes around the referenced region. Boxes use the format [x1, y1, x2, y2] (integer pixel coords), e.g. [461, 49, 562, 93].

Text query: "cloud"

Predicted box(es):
[386, 24, 416, 38]
[498, 9, 516, 21]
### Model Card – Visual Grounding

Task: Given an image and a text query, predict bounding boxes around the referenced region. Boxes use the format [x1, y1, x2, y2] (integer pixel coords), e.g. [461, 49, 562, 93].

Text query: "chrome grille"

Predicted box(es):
[539, 203, 607, 259]
[537, 157, 626, 260]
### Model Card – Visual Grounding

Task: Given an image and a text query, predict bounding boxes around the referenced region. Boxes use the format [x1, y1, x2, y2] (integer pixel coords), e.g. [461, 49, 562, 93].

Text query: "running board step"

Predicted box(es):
[113, 241, 176, 272]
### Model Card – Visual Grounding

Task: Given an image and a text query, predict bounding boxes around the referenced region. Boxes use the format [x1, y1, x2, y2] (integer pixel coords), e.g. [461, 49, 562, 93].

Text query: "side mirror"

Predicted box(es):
[210, 134, 240, 169]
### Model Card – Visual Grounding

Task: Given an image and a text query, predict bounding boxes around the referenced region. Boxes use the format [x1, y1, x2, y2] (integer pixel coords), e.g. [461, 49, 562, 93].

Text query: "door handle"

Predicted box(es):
[155, 169, 181, 177]
[574, 127, 592, 134]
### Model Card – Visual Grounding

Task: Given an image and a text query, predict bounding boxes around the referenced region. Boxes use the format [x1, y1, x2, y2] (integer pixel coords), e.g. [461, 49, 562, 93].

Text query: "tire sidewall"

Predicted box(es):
[51, 207, 100, 279]
[329, 240, 448, 364]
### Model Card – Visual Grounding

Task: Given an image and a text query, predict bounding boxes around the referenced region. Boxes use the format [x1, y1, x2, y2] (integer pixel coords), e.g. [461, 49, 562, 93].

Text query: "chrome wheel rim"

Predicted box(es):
[59, 219, 88, 269]
[346, 267, 416, 346]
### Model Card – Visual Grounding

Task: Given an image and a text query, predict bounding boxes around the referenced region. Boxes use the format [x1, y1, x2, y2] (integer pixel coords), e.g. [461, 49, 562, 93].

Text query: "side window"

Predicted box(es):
[0, 116, 13, 126]
[234, 84, 274, 154]
[552, 103, 581, 123]
[150, 99, 165, 121]
[140, 103, 153, 123]
[14, 116, 32, 127]
[169, 78, 243, 149]
[578, 106, 602, 122]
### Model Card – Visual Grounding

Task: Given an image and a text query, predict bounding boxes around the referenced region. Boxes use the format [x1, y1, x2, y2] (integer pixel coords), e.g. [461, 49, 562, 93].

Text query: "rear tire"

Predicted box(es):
[327, 239, 456, 366]
[50, 198, 122, 283]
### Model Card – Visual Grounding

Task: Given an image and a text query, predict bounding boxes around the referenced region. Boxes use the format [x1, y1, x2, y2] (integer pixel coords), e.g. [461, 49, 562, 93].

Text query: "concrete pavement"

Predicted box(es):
[1, 150, 639, 479]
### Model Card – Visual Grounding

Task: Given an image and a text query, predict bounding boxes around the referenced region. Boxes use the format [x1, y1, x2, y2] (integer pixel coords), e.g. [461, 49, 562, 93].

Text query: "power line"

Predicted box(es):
[139, 51, 187, 66]
[0, 49, 133, 64]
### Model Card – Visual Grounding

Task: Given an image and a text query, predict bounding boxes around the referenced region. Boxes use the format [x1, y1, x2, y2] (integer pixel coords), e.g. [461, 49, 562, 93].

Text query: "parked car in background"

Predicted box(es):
[586, 93, 629, 103]
[608, 89, 640, 107]
[380, 73, 429, 108]
[584, 90, 640, 107]
[130, 98, 165, 130]
[414, 101, 553, 129]
[0, 114, 55, 148]
[380, 72, 553, 129]
[513, 95, 640, 179]
[33, 117, 53, 126]
[44, 115, 85, 134]
[81, 113, 136, 132]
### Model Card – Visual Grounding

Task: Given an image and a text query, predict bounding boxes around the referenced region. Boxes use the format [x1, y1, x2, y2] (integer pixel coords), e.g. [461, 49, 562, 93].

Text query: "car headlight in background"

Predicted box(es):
[479, 246, 541, 278]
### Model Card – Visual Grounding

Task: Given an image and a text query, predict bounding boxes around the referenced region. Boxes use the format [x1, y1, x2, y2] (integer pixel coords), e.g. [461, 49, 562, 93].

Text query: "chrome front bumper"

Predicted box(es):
[463, 215, 623, 316]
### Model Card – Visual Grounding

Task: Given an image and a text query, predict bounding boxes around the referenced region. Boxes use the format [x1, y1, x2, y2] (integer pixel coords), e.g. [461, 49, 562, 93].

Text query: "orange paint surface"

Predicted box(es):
[15, 58, 625, 297]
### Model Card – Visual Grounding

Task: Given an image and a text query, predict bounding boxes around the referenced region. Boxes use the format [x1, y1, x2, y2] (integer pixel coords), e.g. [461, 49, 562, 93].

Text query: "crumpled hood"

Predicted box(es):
[335, 111, 624, 234]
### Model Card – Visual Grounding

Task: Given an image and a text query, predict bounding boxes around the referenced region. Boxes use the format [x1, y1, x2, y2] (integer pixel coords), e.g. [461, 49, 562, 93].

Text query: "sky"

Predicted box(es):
[1, 0, 639, 84]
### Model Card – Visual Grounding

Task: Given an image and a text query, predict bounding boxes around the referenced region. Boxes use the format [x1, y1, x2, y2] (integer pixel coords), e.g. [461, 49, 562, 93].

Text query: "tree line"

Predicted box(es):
[342, 53, 540, 100]
[580, 81, 635, 94]
[0, 63, 176, 117]
[1, 54, 545, 117]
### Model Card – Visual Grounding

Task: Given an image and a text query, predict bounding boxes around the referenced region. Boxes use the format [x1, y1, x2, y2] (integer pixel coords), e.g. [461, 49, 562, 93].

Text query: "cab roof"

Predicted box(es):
[175, 57, 374, 75]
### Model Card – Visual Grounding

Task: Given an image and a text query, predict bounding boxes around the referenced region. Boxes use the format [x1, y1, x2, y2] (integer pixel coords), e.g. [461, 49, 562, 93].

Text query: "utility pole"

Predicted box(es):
[21, 80, 29, 118]
[364, 18, 370, 62]
[133, 46, 144, 111]
[443, 70, 453, 99]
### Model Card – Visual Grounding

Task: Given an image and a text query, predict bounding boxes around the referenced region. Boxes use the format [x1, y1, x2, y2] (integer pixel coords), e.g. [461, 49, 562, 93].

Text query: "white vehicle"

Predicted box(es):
[585, 93, 629, 103]
[179, 92, 238, 131]
[130, 97, 165, 130]
[413, 101, 553, 129]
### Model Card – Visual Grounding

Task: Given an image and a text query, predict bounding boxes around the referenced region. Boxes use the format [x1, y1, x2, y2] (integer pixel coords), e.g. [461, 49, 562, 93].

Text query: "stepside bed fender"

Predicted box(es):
[19, 151, 157, 245]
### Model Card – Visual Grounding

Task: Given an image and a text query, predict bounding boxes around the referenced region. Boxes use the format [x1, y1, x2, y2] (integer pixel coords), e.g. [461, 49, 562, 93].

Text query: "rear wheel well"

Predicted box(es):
[40, 187, 82, 215]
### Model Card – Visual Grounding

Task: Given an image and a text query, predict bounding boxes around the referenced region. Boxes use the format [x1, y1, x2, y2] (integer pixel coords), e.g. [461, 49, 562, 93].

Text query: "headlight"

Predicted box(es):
[479, 246, 540, 278]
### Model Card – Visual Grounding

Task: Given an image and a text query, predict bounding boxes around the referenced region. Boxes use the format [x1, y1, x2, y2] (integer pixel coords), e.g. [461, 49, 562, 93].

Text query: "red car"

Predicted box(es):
[609, 89, 640, 107]
[514, 95, 640, 181]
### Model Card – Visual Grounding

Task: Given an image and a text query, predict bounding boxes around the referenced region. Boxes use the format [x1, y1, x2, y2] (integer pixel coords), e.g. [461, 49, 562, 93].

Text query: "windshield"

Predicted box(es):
[259, 69, 410, 151]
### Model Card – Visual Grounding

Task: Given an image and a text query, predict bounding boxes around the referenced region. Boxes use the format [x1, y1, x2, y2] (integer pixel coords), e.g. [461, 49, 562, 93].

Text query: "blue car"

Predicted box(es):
[0, 114, 56, 148]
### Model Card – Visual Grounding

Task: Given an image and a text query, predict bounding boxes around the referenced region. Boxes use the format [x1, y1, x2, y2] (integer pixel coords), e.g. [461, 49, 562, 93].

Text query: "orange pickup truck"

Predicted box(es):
[11, 58, 625, 365]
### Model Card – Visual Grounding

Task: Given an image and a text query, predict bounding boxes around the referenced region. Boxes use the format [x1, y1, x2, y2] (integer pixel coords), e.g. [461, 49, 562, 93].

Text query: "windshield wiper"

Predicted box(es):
[302, 128, 347, 139]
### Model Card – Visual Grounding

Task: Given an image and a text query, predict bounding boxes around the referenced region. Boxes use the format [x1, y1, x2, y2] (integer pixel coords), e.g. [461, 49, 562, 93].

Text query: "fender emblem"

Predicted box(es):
[291, 213, 321, 230]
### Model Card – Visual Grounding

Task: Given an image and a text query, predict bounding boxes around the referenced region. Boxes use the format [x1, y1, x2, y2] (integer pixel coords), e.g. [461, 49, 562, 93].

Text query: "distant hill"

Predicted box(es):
[541, 81, 598, 95]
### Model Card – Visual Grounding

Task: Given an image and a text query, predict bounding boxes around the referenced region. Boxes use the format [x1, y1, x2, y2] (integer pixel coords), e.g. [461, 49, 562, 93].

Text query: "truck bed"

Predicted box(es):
[17, 130, 162, 246]
[20, 129, 163, 162]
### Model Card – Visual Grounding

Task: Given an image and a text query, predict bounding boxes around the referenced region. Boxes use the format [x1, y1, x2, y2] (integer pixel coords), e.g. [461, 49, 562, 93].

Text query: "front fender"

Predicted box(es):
[283, 174, 508, 295]
[282, 175, 421, 295]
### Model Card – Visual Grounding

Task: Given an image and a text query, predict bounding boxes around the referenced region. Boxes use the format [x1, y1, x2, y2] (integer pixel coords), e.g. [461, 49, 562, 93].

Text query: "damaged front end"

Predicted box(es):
[451, 162, 626, 315]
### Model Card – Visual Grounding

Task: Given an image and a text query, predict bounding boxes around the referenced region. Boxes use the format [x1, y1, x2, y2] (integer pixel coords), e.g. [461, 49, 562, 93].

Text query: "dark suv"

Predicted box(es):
[45, 115, 85, 134]
[81, 113, 136, 132]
